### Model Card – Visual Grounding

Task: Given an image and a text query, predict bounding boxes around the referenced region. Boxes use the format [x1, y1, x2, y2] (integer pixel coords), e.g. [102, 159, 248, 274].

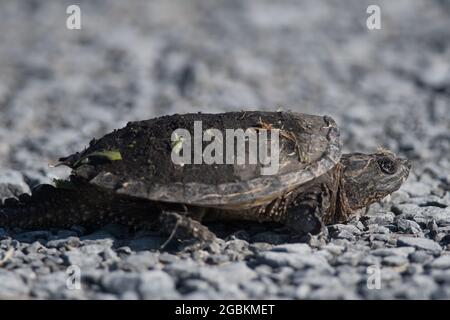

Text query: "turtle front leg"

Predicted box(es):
[282, 192, 326, 236]
[158, 211, 217, 248]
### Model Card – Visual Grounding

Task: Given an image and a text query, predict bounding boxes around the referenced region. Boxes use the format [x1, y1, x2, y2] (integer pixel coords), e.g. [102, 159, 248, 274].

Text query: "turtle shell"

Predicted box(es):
[61, 111, 341, 209]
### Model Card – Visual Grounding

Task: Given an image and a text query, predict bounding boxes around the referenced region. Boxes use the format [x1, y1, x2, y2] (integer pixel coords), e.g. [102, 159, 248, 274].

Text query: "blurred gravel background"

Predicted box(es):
[1, 0, 450, 299]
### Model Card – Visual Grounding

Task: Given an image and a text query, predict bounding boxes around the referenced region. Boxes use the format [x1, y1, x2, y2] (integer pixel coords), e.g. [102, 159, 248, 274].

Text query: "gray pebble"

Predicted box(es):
[363, 238, 378, 249]
[256, 250, 331, 271]
[46, 237, 81, 249]
[372, 247, 415, 258]
[240, 280, 267, 298]
[405, 264, 424, 275]
[409, 251, 433, 264]
[432, 286, 450, 299]
[101, 272, 142, 294]
[359, 255, 381, 266]
[293, 270, 341, 288]
[23, 241, 45, 255]
[329, 224, 362, 235]
[331, 229, 356, 241]
[0, 270, 29, 299]
[119, 291, 140, 300]
[63, 250, 102, 268]
[365, 211, 395, 226]
[197, 262, 257, 285]
[180, 279, 212, 294]
[295, 284, 312, 299]
[336, 251, 367, 266]
[308, 284, 358, 299]
[225, 239, 249, 251]
[320, 243, 345, 255]
[431, 270, 450, 284]
[159, 252, 179, 264]
[138, 270, 178, 299]
[390, 190, 411, 204]
[395, 204, 450, 226]
[383, 255, 409, 267]
[397, 236, 442, 255]
[366, 225, 391, 234]
[397, 218, 422, 234]
[427, 255, 450, 269]
[31, 272, 84, 299]
[401, 181, 432, 198]
[120, 252, 160, 271]
[369, 233, 391, 242]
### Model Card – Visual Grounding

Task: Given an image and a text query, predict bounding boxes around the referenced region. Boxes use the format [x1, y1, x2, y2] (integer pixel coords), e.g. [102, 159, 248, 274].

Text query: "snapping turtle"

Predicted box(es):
[0, 111, 410, 242]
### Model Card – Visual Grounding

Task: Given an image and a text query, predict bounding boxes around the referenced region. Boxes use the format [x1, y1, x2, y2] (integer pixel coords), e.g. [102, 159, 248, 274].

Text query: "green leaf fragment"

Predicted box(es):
[72, 149, 122, 168]
[88, 150, 123, 161]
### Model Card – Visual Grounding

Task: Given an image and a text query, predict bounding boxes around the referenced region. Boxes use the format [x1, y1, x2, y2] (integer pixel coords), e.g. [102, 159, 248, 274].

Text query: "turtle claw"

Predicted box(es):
[159, 211, 217, 250]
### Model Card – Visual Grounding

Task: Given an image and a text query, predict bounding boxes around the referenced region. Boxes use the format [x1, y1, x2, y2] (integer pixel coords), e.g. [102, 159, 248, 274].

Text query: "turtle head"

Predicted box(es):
[339, 149, 411, 211]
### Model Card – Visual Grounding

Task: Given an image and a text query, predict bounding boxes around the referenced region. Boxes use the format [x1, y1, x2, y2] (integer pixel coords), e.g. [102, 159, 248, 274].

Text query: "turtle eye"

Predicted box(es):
[377, 157, 397, 175]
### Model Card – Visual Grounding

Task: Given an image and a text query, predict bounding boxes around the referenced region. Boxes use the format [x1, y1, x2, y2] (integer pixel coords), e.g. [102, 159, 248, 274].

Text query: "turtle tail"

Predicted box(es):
[0, 177, 127, 230]
[0, 179, 160, 231]
[0, 184, 89, 229]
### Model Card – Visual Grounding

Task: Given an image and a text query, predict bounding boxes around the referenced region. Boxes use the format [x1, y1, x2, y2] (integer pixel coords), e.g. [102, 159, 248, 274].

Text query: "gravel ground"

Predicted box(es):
[1, 0, 450, 299]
